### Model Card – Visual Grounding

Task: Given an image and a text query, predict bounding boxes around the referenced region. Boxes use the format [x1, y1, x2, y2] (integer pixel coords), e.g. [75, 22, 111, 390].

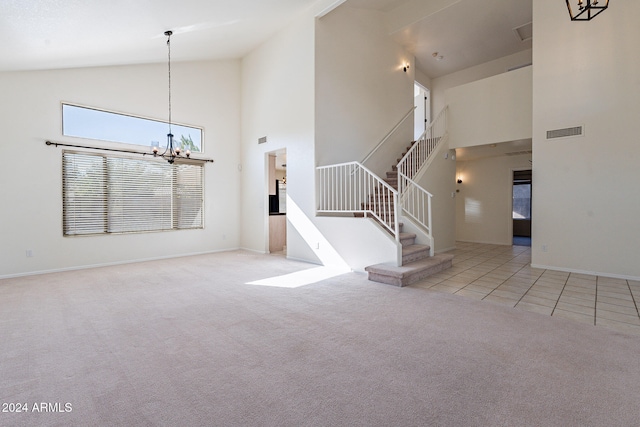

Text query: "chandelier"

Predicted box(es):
[152, 30, 191, 164]
[566, 0, 609, 21]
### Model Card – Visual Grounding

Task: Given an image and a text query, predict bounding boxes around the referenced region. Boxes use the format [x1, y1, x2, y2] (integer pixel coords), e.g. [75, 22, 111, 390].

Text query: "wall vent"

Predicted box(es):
[258, 136, 267, 144]
[505, 150, 533, 156]
[546, 126, 583, 140]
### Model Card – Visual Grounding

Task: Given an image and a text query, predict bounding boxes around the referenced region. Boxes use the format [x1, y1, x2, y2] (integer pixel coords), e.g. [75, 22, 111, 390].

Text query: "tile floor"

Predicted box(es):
[412, 242, 640, 336]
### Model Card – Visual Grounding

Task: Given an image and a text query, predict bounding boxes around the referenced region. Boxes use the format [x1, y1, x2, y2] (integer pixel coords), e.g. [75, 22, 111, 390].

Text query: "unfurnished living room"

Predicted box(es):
[1, 0, 639, 426]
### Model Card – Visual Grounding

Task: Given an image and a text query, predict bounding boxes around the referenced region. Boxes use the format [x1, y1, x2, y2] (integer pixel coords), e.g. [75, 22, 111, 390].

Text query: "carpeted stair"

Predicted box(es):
[363, 142, 454, 287]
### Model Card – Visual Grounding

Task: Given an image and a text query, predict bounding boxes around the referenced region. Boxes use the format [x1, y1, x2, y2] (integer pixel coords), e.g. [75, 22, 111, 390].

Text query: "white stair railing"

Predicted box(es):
[400, 176, 433, 252]
[396, 107, 448, 255]
[360, 106, 415, 167]
[397, 106, 448, 187]
[317, 162, 401, 260]
[316, 106, 449, 266]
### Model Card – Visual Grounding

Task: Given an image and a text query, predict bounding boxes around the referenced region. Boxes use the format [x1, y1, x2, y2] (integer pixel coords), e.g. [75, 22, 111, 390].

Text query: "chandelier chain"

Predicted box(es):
[167, 31, 172, 135]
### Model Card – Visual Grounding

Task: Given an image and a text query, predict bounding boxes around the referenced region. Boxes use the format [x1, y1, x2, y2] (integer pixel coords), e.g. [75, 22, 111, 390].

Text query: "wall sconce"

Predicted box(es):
[457, 179, 463, 184]
[403, 62, 410, 72]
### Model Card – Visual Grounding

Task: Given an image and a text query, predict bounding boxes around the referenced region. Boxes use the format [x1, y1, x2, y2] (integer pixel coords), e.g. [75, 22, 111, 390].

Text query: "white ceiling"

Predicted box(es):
[0, 0, 319, 71]
[0, 0, 532, 78]
[348, 0, 532, 78]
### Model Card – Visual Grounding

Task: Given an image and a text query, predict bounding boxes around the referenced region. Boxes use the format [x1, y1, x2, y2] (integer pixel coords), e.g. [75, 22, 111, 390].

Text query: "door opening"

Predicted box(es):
[512, 169, 532, 246]
[266, 149, 287, 255]
[414, 83, 430, 140]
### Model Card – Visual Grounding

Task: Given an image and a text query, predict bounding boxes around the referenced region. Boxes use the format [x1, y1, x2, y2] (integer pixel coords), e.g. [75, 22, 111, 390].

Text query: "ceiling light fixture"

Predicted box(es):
[152, 30, 191, 163]
[566, 0, 609, 21]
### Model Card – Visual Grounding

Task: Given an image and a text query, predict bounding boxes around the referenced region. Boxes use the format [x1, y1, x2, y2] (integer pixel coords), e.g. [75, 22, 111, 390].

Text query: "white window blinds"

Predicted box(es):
[63, 152, 203, 236]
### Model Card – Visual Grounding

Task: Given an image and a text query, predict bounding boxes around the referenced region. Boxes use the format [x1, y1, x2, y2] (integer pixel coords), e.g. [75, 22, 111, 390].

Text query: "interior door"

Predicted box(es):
[414, 84, 429, 140]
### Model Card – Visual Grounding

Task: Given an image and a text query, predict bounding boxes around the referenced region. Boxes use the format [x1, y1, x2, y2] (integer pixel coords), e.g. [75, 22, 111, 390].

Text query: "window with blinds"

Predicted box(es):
[62, 152, 203, 236]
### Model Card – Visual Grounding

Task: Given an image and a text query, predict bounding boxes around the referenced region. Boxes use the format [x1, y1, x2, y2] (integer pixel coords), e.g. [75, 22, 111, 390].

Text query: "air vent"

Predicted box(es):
[505, 150, 533, 156]
[513, 22, 533, 42]
[258, 136, 267, 144]
[546, 126, 583, 140]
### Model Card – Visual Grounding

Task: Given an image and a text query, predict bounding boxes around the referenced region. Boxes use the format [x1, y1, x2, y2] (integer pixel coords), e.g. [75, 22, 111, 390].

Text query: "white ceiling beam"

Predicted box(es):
[386, 0, 462, 34]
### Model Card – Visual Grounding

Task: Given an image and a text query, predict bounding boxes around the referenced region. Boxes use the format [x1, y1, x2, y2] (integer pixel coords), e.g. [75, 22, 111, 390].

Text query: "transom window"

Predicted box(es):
[62, 103, 203, 153]
[62, 152, 203, 236]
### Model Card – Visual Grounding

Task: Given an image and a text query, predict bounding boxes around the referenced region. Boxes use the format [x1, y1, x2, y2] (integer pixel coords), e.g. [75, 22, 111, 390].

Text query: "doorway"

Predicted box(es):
[266, 149, 287, 255]
[512, 169, 531, 246]
[414, 83, 430, 140]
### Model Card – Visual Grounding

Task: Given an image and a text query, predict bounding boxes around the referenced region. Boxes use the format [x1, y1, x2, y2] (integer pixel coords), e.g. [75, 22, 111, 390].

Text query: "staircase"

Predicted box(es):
[316, 106, 452, 287]
[363, 142, 453, 287]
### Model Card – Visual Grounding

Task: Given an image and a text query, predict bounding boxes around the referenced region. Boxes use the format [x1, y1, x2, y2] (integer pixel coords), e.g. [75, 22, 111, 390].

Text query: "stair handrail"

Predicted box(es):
[397, 106, 448, 191]
[395, 106, 448, 255]
[360, 106, 416, 166]
[317, 161, 401, 256]
[397, 173, 434, 256]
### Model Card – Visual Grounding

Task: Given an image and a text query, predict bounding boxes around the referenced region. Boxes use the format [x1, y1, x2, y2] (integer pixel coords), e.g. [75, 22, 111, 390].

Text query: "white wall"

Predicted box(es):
[240, 2, 411, 271]
[315, 4, 416, 269]
[446, 66, 532, 149]
[416, 144, 457, 252]
[241, 0, 357, 267]
[456, 154, 532, 245]
[241, 5, 318, 262]
[0, 60, 242, 278]
[532, 0, 640, 279]
[415, 68, 431, 93]
[315, 5, 414, 179]
[431, 49, 532, 117]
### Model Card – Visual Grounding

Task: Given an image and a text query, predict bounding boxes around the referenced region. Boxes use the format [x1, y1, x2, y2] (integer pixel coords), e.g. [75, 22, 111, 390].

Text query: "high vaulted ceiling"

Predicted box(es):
[0, 0, 319, 71]
[0, 0, 532, 78]
[348, 0, 532, 78]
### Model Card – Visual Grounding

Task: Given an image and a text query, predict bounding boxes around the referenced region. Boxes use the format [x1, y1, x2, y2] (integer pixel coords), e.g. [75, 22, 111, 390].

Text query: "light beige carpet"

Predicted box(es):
[1, 250, 639, 426]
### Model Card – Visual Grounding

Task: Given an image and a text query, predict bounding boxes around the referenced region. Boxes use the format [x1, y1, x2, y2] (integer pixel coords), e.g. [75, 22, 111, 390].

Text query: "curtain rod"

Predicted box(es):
[45, 140, 214, 163]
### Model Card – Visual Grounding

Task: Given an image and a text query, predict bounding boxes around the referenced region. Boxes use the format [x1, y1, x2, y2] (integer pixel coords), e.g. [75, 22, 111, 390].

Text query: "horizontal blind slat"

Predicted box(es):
[63, 152, 203, 236]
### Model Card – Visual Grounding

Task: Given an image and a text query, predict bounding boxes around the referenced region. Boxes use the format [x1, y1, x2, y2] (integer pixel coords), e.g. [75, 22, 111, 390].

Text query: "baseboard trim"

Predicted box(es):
[435, 246, 457, 254]
[237, 248, 324, 268]
[239, 247, 268, 255]
[0, 248, 241, 280]
[531, 264, 640, 282]
[455, 239, 513, 246]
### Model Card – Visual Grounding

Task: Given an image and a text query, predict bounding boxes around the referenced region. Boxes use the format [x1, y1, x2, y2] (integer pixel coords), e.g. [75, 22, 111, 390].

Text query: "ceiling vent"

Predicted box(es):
[546, 126, 584, 140]
[513, 22, 533, 42]
[258, 136, 267, 144]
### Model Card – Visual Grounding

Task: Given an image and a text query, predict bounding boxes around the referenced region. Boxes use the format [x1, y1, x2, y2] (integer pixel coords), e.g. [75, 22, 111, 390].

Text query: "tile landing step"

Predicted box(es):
[365, 253, 454, 287]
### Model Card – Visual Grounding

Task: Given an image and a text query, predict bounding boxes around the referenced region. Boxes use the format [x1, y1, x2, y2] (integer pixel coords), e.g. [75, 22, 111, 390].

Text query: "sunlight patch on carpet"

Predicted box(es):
[246, 266, 350, 288]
